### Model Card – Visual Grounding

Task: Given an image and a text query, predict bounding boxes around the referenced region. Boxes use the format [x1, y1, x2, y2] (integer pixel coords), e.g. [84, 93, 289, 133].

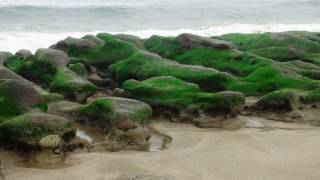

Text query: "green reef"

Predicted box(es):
[1, 31, 320, 150]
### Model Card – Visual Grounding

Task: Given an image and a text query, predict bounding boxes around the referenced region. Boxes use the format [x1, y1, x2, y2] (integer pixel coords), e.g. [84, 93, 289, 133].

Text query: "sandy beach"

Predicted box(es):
[2, 117, 320, 180]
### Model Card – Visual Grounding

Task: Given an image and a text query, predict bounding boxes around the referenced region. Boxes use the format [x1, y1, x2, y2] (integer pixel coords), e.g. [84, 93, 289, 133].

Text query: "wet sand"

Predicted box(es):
[2, 116, 320, 180]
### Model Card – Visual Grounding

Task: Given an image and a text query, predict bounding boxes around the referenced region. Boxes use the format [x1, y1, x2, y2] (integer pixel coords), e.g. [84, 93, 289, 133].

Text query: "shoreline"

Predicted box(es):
[1, 116, 320, 180]
[2, 24, 320, 53]
[1, 31, 320, 179]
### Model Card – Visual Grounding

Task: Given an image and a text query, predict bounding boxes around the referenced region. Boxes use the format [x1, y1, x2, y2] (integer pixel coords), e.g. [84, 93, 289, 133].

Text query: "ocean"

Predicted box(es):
[1, 0, 320, 52]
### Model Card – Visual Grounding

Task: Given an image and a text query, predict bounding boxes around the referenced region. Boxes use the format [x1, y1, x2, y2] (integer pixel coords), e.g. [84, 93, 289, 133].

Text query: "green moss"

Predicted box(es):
[123, 76, 244, 112]
[123, 76, 201, 108]
[79, 98, 115, 122]
[0, 113, 75, 146]
[0, 87, 20, 117]
[144, 35, 182, 59]
[228, 66, 316, 96]
[175, 48, 272, 76]
[254, 89, 302, 111]
[129, 109, 152, 123]
[249, 47, 306, 62]
[68, 63, 88, 77]
[76, 97, 152, 125]
[69, 57, 91, 71]
[110, 51, 234, 91]
[191, 92, 245, 112]
[0, 115, 54, 142]
[5, 55, 57, 85]
[303, 89, 320, 103]
[33, 103, 48, 113]
[50, 68, 96, 99]
[63, 34, 137, 70]
[4, 56, 24, 72]
[218, 32, 320, 52]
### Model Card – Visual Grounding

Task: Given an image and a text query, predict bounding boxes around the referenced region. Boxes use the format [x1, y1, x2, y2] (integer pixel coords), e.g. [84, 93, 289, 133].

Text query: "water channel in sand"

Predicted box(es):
[1, 116, 320, 180]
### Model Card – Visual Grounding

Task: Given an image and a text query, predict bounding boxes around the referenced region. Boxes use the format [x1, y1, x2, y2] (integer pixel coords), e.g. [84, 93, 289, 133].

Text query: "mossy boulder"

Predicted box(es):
[0, 51, 13, 66]
[50, 68, 96, 102]
[5, 55, 58, 85]
[217, 32, 320, 52]
[114, 34, 144, 49]
[0, 79, 45, 117]
[54, 34, 137, 70]
[253, 89, 302, 112]
[68, 63, 88, 78]
[55, 37, 98, 52]
[0, 66, 31, 83]
[303, 89, 320, 104]
[47, 98, 152, 151]
[176, 33, 235, 50]
[0, 113, 75, 147]
[249, 47, 306, 62]
[69, 57, 91, 72]
[228, 65, 317, 96]
[123, 76, 245, 115]
[15, 49, 32, 60]
[35, 48, 70, 67]
[174, 48, 272, 77]
[80, 97, 152, 128]
[48, 97, 152, 129]
[144, 35, 181, 59]
[110, 51, 234, 91]
[81, 34, 105, 46]
[144, 34, 272, 77]
[4, 53, 96, 101]
[144, 34, 235, 60]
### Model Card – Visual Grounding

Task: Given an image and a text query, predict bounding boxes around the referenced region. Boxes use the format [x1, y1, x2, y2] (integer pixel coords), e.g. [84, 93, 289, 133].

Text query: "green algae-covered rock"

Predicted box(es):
[35, 48, 70, 67]
[82, 34, 105, 46]
[0, 66, 32, 82]
[50, 68, 96, 102]
[110, 51, 234, 91]
[48, 97, 152, 130]
[80, 97, 152, 125]
[69, 57, 91, 72]
[253, 89, 302, 112]
[0, 113, 75, 147]
[249, 47, 306, 62]
[68, 63, 88, 78]
[15, 49, 32, 60]
[176, 33, 235, 50]
[5, 55, 57, 85]
[217, 32, 320, 53]
[176, 50, 317, 95]
[174, 48, 273, 77]
[123, 76, 245, 114]
[228, 65, 317, 96]
[55, 36, 98, 52]
[144, 34, 272, 77]
[54, 34, 137, 70]
[0, 51, 13, 66]
[144, 34, 235, 60]
[0, 79, 45, 117]
[144, 35, 181, 59]
[303, 89, 320, 104]
[114, 34, 144, 49]
[5, 54, 96, 102]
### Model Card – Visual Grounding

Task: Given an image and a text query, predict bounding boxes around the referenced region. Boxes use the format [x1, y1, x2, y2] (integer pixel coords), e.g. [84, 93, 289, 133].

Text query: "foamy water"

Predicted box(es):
[2, 23, 320, 53]
[0, 0, 320, 53]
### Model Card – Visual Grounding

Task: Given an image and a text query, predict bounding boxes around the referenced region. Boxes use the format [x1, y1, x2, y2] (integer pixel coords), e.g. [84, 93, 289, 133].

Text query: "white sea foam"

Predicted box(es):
[1, 23, 320, 53]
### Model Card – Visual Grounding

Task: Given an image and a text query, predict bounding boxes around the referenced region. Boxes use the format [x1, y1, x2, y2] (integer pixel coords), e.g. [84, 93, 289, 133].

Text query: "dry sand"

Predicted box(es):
[2, 116, 320, 180]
